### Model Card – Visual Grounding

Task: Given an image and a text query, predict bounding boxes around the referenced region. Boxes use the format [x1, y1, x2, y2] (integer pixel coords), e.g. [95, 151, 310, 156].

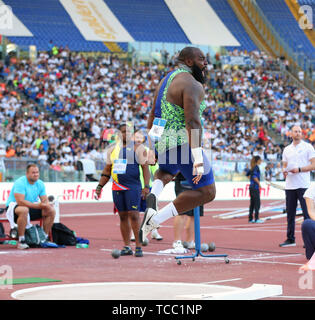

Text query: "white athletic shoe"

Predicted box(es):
[172, 240, 187, 253]
[173, 240, 183, 249]
[151, 229, 163, 240]
[17, 242, 29, 250]
[139, 208, 160, 243]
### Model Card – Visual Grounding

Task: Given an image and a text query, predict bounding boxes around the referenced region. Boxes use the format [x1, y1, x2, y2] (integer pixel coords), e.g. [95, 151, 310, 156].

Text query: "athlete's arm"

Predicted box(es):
[182, 79, 204, 149]
[95, 146, 113, 199]
[135, 144, 151, 186]
[182, 78, 204, 182]
[135, 144, 150, 199]
[140, 162, 151, 200]
[147, 78, 165, 131]
[14, 193, 49, 210]
[39, 194, 49, 204]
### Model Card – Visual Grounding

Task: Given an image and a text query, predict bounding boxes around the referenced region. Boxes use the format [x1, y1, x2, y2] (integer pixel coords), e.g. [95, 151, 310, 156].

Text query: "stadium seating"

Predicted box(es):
[256, 0, 315, 60]
[207, 0, 257, 52]
[4, 0, 110, 52]
[103, 0, 190, 43]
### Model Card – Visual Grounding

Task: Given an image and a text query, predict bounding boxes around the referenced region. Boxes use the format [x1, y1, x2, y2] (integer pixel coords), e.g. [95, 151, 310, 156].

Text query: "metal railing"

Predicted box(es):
[1, 156, 307, 183]
[0, 158, 85, 182]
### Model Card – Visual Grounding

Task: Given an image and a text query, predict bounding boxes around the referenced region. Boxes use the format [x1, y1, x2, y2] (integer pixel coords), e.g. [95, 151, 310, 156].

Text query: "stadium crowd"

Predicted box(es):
[0, 45, 314, 179]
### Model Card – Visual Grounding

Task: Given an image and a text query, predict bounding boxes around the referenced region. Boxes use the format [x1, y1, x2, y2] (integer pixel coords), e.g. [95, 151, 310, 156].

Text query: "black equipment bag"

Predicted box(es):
[51, 223, 77, 245]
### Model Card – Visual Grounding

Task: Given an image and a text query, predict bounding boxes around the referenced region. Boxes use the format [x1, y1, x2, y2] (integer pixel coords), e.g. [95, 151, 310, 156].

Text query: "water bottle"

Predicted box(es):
[76, 243, 89, 248]
[3, 240, 17, 245]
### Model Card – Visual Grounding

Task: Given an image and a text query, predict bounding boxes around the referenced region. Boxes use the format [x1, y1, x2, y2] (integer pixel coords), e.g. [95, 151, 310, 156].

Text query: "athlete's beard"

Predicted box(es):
[192, 63, 205, 84]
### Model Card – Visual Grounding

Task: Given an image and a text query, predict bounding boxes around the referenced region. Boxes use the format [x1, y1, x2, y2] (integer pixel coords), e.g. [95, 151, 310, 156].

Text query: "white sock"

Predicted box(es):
[151, 179, 164, 198]
[19, 236, 25, 242]
[153, 202, 178, 225]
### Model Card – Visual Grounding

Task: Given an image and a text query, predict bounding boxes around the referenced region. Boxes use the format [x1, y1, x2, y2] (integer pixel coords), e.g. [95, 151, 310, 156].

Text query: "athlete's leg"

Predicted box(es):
[185, 215, 194, 243]
[153, 146, 215, 225]
[119, 211, 131, 246]
[173, 183, 215, 214]
[14, 206, 29, 239]
[173, 215, 187, 242]
[140, 145, 215, 242]
[129, 210, 141, 248]
[125, 189, 142, 248]
[150, 169, 175, 200]
[40, 205, 56, 235]
[113, 190, 131, 248]
[150, 146, 179, 200]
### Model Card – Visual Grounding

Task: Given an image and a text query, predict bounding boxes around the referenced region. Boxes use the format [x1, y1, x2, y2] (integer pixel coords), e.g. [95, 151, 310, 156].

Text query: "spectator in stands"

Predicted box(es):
[5, 145, 15, 158]
[0, 48, 313, 184]
[274, 162, 284, 181]
[38, 150, 49, 169]
[5, 163, 55, 249]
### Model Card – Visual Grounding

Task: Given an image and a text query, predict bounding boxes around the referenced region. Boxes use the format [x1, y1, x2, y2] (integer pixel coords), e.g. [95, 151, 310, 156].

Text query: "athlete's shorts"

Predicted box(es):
[112, 188, 142, 212]
[7, 205, 43, 223]
[157, 143, 215, 190]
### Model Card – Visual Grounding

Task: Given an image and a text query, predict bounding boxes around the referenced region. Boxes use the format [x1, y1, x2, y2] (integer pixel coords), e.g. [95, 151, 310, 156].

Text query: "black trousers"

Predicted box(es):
[249, 187, 260, 221]
[285, 188, 309, 242]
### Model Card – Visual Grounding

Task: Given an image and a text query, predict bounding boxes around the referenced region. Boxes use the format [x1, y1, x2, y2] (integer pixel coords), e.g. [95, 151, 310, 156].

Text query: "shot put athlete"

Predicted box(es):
[139, 47, 216, 242]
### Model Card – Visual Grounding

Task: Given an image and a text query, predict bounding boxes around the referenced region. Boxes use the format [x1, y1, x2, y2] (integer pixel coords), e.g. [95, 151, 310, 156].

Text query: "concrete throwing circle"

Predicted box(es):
[11, 282, 242, 300]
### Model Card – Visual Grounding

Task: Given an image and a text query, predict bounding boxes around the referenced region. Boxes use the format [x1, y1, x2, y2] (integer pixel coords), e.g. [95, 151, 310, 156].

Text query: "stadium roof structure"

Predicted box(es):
[1, 0, 241, 52]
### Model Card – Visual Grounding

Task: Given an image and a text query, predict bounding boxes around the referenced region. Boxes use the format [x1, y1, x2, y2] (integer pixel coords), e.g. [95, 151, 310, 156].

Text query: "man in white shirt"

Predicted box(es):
[280, 125, 315, 247]
[301, 184, 315, 263]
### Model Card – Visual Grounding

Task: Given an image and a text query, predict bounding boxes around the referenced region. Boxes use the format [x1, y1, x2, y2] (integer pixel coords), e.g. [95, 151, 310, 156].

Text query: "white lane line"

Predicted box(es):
[272, 296, 315, 299]
[100, 249, 303, 266]
[235, 254, 302, 261]
[205, 208, 247, 212]
[229, 254, 303, 266]
[201, 278, 242, 284]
